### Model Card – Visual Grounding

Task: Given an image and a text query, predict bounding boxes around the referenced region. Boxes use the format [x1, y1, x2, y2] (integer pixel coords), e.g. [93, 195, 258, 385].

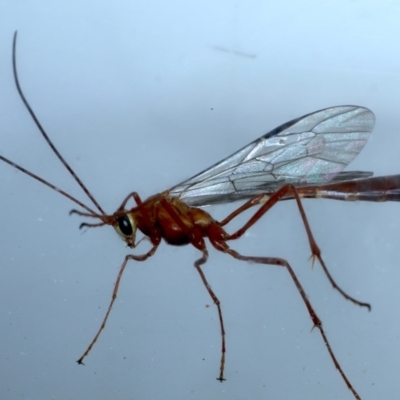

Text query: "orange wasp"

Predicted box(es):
[3, 31, 400, 400]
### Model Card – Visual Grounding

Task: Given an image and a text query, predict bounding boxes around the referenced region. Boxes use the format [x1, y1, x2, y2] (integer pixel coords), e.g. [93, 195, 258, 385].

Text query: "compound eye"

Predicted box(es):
[118, 215, 133, 236]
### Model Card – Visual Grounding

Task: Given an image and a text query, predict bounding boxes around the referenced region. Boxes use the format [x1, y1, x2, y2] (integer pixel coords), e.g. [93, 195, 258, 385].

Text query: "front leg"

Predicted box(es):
[77, 245, 158, 364]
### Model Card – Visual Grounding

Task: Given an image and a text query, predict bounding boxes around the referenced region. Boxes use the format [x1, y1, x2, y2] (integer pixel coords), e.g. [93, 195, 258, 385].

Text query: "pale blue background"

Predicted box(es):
[0, 2, 400, 399]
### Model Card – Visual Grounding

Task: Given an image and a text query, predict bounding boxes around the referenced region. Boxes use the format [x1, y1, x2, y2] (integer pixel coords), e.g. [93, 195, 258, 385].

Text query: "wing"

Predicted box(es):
[169, 105, 375, 206]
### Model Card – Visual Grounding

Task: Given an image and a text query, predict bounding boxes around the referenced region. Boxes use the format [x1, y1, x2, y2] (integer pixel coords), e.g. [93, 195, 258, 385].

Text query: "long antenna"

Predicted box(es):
[0, 153, 100, 216]
[12, 30, 106, 216]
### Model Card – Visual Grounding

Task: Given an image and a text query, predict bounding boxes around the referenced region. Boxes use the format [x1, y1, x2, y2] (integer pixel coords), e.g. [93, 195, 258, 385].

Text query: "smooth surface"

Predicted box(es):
[1, 2, 400, 399]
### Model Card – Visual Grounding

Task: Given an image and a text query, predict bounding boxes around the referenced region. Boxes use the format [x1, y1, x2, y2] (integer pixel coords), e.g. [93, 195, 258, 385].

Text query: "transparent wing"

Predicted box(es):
[169, 105, 375, 206]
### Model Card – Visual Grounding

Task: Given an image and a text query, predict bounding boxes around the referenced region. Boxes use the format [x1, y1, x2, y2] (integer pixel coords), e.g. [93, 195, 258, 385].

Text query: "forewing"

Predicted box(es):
[169, 106, 375, 206]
